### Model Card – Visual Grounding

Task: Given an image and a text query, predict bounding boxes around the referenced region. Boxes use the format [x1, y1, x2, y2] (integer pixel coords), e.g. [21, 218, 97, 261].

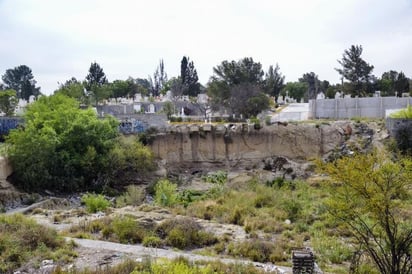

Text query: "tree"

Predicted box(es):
[110, 79, 134, 100]
[378, 71, 410, 96]
[336, 45, 374, 96]
[85, 62, 109, 105]
[134, 78, 151, 96]
[264, 63, 285, 101]
[227, 83, 270, 118]
[149, 59, 168, 96]
[2, 65, 41, 100]
[54, 77, 86, 103]
[162, 101, 174, 119]
[281, 82, 308, 102]
[6, 94, 119, 192]
[212, 57, 264, 86]
[379, 70, 398, 96]
[180, 56, 201, 97]
[318, 152, 412, 274]
[299, 72, 319, 101]
[85, 62, 108, 89]
[207, 57, 267, 117]
[0, 89, 18, 116]
[394, 72, 410, 95]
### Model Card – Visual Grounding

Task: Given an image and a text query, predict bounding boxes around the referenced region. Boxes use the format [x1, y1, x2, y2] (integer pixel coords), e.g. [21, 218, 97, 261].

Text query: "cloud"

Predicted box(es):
[1, 0, 412, 94]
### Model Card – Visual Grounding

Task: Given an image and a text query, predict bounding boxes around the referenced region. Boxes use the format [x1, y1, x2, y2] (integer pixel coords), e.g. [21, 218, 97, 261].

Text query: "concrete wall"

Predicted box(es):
[309, 97, 412, 119]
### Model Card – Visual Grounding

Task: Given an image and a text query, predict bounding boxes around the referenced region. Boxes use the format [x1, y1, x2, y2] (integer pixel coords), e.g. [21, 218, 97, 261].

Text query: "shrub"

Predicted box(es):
[81, 193, 111, 213]
[156, 217, 217, 249]
[228, 240, 277, 263]
[6, 94, 119, 192]
[111, 216, 145, 244]
[202, 170, 228, 185]
[0, 214, 75, 272]
[154, 179, 178, 207]
[116, 185, 145, 207]
[142, 235, 163, 248]
[389, 105, 412, 118]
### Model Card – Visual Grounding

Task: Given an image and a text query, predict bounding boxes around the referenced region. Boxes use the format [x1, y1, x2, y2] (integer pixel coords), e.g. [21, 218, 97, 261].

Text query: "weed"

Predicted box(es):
[116, 185, 145, 207]
[111, 216, 145, 244]
[154, 179, 178, 207]
[81, 193, 111, 213]
[142, 235, 163, 248]
[156, 217, 217, 249]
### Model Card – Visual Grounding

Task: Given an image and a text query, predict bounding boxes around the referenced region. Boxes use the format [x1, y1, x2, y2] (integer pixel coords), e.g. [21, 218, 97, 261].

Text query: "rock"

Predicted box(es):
[285, 219, 291, 225]
[41, 259, 54, 266]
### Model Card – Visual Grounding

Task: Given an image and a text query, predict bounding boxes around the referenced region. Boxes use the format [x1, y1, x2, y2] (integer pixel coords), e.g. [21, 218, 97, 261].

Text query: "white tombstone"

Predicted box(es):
[29, 95, 36, 103]
[197, 93, 209, 104]
[163, 90, 172, 102]
[134, 104, 141, 113]
[374, 90, 381, 97]
[134, 93, 142, 102]
[316, 92, 325, 100]
[334, 91, 342, 99]
[148, 104, 155, 113]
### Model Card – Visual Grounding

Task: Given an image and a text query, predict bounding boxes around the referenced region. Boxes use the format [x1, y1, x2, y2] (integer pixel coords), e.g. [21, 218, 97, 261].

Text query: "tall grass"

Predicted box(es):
[0, 214, 76, 272]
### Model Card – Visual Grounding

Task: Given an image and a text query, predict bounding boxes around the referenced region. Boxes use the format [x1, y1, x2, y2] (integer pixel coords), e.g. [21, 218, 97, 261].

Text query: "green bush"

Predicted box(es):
[154, 179, 178, 207]
[202, 170, 227, 185]
[111, 216, 144, 244]
[142, 235, 163, 248]
[228, 240, 277, 263]
[389, 105, 412, 118]
[116, 185, 145, 207]
[0, 214, 75, 272]
[6, 94, 119, 192]
[81, 193, 111, 213]
[156, 217, 217, 249]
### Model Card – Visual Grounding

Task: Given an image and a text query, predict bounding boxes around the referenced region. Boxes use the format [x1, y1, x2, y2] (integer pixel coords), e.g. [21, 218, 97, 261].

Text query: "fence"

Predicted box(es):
[309, 96, 412, 119]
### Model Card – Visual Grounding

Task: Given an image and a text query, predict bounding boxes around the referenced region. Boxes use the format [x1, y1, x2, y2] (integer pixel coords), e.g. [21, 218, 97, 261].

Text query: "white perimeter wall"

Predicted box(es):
[309, 97, 412, 119]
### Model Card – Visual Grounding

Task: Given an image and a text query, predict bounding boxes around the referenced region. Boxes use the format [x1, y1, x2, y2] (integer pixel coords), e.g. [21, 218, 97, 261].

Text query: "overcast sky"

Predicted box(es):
[1, 0, 411, 95]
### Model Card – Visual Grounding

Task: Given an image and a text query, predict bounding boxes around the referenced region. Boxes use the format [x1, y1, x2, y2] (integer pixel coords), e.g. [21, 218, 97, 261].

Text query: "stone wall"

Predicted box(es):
[149, 123, 344, 169]
[309, 97, 412, 119]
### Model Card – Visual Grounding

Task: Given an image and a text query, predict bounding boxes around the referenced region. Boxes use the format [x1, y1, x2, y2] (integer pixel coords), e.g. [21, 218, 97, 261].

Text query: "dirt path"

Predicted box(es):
[69, 237, 291, 273]
[8, 201, 293, 273]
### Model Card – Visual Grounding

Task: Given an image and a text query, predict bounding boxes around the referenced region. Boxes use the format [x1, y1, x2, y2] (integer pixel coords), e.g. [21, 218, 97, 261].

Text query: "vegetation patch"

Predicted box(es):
[0, 214, 76, 272]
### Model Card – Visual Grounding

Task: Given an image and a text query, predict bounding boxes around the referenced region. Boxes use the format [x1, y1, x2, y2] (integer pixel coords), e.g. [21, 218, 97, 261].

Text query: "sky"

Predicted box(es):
[1, 0, 412, 95]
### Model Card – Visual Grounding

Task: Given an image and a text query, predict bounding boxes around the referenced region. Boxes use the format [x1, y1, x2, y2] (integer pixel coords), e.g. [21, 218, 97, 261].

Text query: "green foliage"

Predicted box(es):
[156, 217, 217, 249]
[264, 63, 284, 99]
[116, 185, 145, 207]
[228, 240, 277, 263]
[317, 152, 412, 274]
[207, 58, 270, 118]
[154, 179, 178, 207]
[81, 193, 111, 213]
[142, 235, 163, 248]
[311, 231, 353, 264]
[180, 56, 201, 97]
[6, 94, 119, 192]
[111, 216, 144, 244]
[54, 77, 87, 104]
[162, 101, 175, 119]
[2, 65, 41, 100]
[389, 105, 412, 118]
[0, 89, 18, 116]
[379, 70, 410, 96]
[336, 45, 374, 96]
[108, 136, 155, 185]
[0, 214, 75, 272]
[202, 170, 227, 184]
[280, 81, 307, 102]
